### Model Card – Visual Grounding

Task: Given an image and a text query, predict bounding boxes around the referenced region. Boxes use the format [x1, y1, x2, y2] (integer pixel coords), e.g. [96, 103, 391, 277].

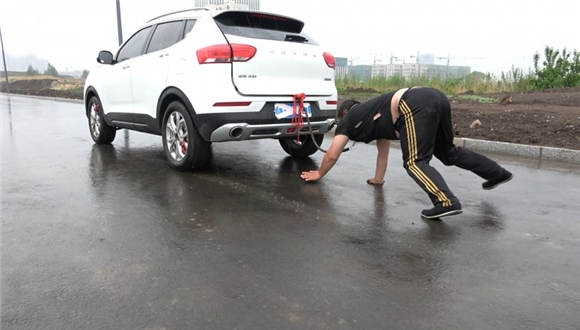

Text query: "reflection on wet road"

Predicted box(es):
[2, 94, 580, 329]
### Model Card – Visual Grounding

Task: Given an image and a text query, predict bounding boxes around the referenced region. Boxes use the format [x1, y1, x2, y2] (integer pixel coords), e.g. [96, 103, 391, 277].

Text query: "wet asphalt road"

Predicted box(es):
[2, 93, 580, 329]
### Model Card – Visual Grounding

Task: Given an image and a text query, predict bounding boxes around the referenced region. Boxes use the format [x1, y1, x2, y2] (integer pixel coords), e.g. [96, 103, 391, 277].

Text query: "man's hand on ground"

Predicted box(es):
[301, 170, 321, 182]
[366, 178, 385, 186]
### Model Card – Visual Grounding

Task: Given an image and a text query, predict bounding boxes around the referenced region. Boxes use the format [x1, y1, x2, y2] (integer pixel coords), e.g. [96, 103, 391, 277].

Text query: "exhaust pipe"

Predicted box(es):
[229, 126, 244, 139]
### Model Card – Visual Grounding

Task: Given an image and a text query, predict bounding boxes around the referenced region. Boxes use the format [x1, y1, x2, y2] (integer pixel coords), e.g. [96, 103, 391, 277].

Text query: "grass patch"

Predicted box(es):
[7, 74, 59, 81]
[66, 86, 84, 94]
[453, 95, 499, 104]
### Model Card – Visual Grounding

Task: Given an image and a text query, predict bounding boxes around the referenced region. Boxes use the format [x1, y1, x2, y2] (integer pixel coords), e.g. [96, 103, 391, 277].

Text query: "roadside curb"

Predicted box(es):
[454, 137, 580, 164]
[1, 92, 83, 104]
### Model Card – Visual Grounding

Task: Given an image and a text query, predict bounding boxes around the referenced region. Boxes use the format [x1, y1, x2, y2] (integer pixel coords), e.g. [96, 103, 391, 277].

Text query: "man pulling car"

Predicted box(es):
[300, 87, 513, 219]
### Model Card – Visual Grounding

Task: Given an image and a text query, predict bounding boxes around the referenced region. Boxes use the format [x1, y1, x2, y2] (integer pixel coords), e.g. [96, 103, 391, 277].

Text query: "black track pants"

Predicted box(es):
[397, 88, 505, 207]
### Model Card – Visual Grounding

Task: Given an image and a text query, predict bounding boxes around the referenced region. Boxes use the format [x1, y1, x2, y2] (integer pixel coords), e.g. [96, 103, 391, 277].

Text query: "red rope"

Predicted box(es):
[292, 93, 306, 142]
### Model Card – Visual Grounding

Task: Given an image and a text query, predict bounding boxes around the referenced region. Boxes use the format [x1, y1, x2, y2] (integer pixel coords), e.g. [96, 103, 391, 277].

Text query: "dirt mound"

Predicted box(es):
[1, 77, 83, 99]
[9, 79, 57, 90]
[452, 108, 578, 149]
[486, 87, 580, 107]
[3, 88, 83, 100]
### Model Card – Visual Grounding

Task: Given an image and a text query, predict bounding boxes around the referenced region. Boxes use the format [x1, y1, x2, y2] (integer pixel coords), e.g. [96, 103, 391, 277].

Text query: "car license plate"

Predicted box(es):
[274, 103, 312, 120]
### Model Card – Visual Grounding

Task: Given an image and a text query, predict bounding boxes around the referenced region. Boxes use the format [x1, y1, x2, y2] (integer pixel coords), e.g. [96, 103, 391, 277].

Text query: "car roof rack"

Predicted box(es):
[147, 8, 209, 23]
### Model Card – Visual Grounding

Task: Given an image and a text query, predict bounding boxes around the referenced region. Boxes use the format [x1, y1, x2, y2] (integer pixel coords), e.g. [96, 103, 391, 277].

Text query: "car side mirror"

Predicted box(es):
[97, 51, 114, 65]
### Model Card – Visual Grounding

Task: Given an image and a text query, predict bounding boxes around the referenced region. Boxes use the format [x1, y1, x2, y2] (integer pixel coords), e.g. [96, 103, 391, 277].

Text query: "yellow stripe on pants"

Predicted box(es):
[403, 101, 452, 207]
[401, 101, 452, 206]
[400, 100, 452, 207]
[399, 102, 444, 203]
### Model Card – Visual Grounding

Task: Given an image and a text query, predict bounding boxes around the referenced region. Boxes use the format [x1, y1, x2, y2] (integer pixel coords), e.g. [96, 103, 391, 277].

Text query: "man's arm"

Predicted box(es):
[367, 139, 390, 185]
[300, 135, 349, 182]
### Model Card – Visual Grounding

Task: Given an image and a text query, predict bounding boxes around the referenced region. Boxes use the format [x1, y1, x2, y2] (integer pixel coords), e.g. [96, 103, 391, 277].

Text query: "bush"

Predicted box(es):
[533, 46, 580, 89]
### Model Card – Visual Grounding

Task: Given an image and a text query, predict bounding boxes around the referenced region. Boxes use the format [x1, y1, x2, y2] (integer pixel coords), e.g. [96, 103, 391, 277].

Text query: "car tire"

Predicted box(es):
[88, 96, 116, 144]
[279, 133, 323, 158]
[162, 101, 211, 171]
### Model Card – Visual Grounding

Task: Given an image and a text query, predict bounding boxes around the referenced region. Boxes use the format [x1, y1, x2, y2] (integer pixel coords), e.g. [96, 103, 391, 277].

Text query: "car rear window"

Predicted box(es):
[215, 11, 316, 45]
[184, 19, 196, 36]
[147, 21, 185, 54]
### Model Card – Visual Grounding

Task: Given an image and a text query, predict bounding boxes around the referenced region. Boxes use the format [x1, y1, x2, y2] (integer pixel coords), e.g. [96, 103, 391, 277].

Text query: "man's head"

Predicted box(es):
[337, 99, 360, 122]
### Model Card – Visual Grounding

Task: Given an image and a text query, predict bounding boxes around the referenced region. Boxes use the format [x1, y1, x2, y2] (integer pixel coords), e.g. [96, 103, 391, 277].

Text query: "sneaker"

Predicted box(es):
[421, 203, 463, 220]
[482, 169, 513, 190]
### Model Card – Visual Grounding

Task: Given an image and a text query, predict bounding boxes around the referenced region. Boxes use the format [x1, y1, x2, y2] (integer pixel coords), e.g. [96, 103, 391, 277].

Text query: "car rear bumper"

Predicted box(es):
[195, 101, 335, 142]
[209, 119, 335, 142]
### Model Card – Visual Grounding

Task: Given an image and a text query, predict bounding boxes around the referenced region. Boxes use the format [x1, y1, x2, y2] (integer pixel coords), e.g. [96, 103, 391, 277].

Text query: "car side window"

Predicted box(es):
[146, 21, 185, 54]
[184, 19, 196, 36]
[117, 26, 153, 62]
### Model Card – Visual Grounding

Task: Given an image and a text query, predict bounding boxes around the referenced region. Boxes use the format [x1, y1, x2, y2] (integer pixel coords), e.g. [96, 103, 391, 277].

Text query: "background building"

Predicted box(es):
[418, 53, 435, 65]
[424, 64, 470, 79]
[345, 52, 470, 81]
[349, 65, 373, 81]
[368, 62, 470, 80]
[194, 0, 260, 10]
[371, 64, 387, 78]
[374, 63, 470, 80]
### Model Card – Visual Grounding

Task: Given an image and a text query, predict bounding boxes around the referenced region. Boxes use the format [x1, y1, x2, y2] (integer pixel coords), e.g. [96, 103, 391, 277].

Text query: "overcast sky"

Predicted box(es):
[1, 0, 579, 74]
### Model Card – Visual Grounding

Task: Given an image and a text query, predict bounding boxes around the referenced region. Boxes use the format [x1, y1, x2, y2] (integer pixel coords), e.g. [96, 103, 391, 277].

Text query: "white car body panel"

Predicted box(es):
[99, 61, 132, 114]
[131, 50, 169, 117]
[226, 34, 335, 96]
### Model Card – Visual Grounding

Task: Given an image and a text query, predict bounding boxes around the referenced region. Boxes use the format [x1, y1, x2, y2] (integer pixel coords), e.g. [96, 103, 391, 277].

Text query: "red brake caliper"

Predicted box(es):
[181, 140, 187, 154]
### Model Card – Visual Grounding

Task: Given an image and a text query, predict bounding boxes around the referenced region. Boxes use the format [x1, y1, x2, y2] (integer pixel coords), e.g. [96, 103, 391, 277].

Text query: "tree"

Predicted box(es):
[44, 62, 58, 76]
[26, 65, 39, 75]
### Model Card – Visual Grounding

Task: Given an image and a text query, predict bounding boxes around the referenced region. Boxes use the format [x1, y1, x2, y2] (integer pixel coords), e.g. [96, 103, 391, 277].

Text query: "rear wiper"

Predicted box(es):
[285, 34, 308, 43]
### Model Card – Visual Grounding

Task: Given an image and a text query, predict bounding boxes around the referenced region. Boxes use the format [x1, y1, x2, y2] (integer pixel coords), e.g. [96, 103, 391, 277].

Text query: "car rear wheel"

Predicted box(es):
[88, 96, 116, 144]
[162, 101, 211, 171]
[279, 134, 323, 158]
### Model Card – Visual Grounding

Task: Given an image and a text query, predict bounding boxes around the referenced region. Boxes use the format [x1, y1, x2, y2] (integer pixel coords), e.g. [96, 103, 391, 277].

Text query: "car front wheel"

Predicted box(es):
[88, 96, 116, 144]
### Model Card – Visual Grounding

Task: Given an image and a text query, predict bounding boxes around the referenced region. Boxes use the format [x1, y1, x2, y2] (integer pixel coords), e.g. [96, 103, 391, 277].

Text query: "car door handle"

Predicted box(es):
[159, 53, 169, 58]
[122, 65, 130, 70]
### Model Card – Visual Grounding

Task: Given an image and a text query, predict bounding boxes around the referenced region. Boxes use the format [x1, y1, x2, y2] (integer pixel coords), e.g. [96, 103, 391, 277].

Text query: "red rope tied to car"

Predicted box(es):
[292, 93, 306, 142]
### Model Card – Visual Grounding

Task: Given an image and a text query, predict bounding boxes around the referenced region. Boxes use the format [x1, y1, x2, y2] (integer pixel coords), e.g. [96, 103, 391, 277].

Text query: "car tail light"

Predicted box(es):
[326, 100, 337, 105]
[197, 44, 257, 64]
[232, 44, 256, 62]
[323, 52, 336, 69]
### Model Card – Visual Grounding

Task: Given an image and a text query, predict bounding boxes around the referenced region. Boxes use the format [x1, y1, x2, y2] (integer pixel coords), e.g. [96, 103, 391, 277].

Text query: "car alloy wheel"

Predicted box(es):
[165, 111, 189, 162]
[89, 102, 102, 138]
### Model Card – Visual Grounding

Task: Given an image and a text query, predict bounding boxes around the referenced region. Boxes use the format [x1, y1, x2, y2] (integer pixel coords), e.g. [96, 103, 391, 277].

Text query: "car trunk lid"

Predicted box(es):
[214, 11, 336, 96]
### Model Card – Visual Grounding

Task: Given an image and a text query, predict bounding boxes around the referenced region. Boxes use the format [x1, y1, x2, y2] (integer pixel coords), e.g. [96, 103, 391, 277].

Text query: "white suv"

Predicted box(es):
[84, 9, 338, 170]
